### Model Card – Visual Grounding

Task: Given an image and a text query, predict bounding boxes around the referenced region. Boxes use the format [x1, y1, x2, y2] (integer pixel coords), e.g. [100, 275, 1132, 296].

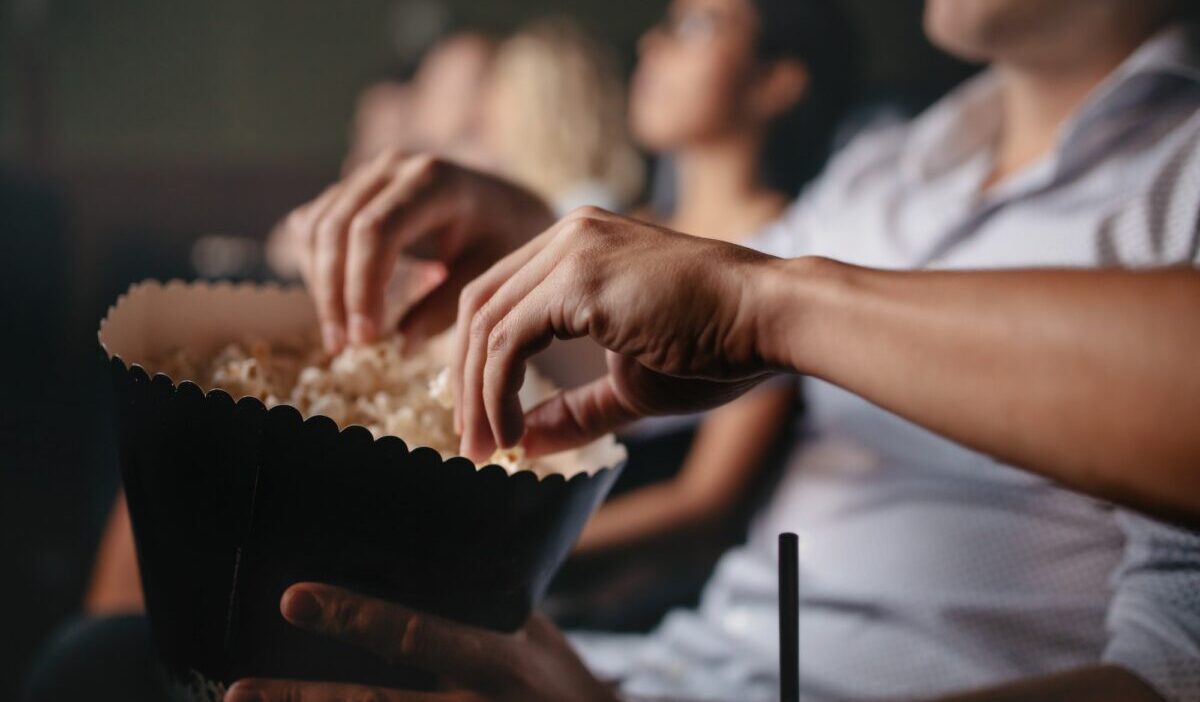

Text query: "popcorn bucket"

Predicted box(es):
[99, 281, 625, 701]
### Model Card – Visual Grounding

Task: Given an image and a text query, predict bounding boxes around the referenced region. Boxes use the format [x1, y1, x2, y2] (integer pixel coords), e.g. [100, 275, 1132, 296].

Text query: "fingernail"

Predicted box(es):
[225, 682, 264, 702]
[348, 313, 377, 344]
[322, 323, 345, 353]
[281, 588, 322, 626]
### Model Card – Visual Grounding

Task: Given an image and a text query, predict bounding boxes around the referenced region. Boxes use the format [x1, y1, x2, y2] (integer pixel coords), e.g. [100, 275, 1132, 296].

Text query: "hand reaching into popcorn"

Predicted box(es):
[283, 151, 554, 354]
[290, 159, 1200, 523]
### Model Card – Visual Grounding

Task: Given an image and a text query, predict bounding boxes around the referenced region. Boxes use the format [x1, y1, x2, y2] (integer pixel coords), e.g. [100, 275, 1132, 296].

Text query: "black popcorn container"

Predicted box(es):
[98, 281, 626, 701]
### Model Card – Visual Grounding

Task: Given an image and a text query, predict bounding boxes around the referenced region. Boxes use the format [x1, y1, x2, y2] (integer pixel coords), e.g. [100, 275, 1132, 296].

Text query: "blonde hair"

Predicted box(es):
[489, 18, 644, 209]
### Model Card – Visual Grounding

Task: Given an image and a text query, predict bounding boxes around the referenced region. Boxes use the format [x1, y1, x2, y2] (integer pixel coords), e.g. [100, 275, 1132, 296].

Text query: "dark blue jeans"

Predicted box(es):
[22, 615, 163, 702]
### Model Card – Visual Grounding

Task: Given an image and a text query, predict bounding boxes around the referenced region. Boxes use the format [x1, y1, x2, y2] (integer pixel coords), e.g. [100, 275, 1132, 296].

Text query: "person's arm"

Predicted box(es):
[925, 665, 1163, 701]
[763, 259, 1200, 528]
[84, 493, 144, 615]
[281, 151, 553, 353]
[449, 207, 1200, 524]
[575, 384, 794, 556]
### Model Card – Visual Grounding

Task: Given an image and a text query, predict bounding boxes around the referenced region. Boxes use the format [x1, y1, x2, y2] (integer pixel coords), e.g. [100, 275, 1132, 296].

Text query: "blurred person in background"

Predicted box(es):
[225, 0, 1200, 701]
[341, 80, 417, 175]
[406, 30, 498, 169]
[266, 29, 497, 282]
[28, 1, 1200, 701]
[482, 17, 644, 215]
[85, 28, 499, 617]
[548, 0, 857, 631]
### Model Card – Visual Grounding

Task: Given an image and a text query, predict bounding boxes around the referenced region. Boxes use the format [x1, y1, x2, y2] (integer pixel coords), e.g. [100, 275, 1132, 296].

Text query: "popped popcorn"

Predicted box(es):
[149, 333, 542, 473]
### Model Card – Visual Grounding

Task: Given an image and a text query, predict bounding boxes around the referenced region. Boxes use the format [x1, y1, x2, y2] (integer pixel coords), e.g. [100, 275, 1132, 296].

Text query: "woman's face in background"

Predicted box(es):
[629, 0, 762, 152]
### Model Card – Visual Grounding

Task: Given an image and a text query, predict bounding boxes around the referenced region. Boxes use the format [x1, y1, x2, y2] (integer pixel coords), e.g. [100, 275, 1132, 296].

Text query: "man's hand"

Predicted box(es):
[451, 206, 791, 461]
[284, 151, 553, 353]
[224, 583, 617, 702]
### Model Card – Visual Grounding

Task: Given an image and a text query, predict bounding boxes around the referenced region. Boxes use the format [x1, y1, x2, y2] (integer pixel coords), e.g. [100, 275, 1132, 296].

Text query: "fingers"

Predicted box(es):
[479, 283, 568, 451]
[343, 156, 440, 345]
[520, 352, 766, 456]
[309, 154, 399, 352]
[278, 583, 515, 688]
[449, 223, 559, 437]
[290, 183, 342, 291]
[225, 679, 479, 702]
[520, 374, 642, 457]
[458, 242, 570, 461]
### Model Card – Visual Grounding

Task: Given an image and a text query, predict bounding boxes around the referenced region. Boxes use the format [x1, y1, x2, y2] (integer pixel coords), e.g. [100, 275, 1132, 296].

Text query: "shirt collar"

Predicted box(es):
[899, 21, 1200, 189]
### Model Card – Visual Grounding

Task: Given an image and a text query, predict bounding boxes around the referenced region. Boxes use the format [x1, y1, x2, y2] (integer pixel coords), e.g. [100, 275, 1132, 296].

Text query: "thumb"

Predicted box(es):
[521, 375, 642, 457]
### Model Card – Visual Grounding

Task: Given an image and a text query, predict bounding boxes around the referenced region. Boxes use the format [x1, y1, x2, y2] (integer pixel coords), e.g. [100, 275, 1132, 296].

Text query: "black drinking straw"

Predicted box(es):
[779, 532, 800, 702]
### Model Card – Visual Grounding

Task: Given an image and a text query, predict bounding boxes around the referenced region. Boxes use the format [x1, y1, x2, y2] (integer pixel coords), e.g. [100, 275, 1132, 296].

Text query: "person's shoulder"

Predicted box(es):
[817, 110, 912, 192]
[739, 113, 915, 258]
[1102, 109, 1200, 266]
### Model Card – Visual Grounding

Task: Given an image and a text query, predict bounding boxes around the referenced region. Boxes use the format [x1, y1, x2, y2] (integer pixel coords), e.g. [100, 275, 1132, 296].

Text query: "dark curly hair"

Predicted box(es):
[751, 0, 859, 196]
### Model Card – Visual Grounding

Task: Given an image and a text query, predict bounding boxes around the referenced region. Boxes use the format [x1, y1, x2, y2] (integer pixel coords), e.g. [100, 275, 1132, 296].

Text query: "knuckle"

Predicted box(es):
[567, 217, 602, 242]
[316, 217, 343, 244]
[487, 323, 509, 356]
[469, 310, 494, 344]
[574, 303, 606, 336]
[575, 303, 596, 328]
[380, 145, 403, 163]
[406, 152, 439, 179]
[561, 249, 590, 277]
[348, 213, 377, 238]
[397, 612, 426, 660]
[567, 205, 605, 220]
[285, 209, 308, 233]
[459, 281, 484, 314]
[327, 595, 359, 636]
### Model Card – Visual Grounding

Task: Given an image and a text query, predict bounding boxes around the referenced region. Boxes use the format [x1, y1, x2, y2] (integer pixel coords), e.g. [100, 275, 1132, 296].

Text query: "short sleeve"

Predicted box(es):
[1103, 510, 1200, 701]
[1097, 110, 1200, 266]
[742, 117, 911, 262]
[741, 197, 815, 259]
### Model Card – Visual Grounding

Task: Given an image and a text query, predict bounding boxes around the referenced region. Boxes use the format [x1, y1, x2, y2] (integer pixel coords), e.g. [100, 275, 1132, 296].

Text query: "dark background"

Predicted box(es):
[0, 0, 973, 697]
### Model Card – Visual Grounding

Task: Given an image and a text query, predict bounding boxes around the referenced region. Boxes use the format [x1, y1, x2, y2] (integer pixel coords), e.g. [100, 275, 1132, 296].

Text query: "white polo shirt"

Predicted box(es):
[572, 23, 1200, 702]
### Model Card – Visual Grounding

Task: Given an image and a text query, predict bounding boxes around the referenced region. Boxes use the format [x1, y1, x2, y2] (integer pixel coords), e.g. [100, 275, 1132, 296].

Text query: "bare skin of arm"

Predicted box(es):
[84, 493, 143, 614]
[574, 383, 794, 556]
[768, 259, 1200, 529]
[926, 665, 1164, 702]
[457, 210, 1200, 527]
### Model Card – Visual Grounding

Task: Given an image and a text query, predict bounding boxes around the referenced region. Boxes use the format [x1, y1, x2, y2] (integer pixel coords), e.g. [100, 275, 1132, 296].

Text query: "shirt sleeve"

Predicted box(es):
[1102, 510, 1200, 701]
[741, 197, 816, 259]
[741, 118, 911, 261]
[1099, 110, 1200, 266]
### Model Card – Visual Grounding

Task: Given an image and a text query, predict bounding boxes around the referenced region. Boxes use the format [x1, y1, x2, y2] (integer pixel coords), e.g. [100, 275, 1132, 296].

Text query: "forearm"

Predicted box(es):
[577, 387, 794, 555]
[925, 665, 1164, 701]
[755, 258, 1200, 525]
[85, 492, 144, 614]
[576, 481, 714, 555]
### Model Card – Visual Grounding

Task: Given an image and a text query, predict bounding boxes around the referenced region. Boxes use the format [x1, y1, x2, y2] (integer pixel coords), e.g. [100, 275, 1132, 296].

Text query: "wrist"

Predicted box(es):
[748, 255, 855, 376]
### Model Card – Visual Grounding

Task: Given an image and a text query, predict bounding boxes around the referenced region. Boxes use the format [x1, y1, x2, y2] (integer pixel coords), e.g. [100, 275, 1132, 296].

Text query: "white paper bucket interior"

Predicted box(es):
[99, 280, 626, 477]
